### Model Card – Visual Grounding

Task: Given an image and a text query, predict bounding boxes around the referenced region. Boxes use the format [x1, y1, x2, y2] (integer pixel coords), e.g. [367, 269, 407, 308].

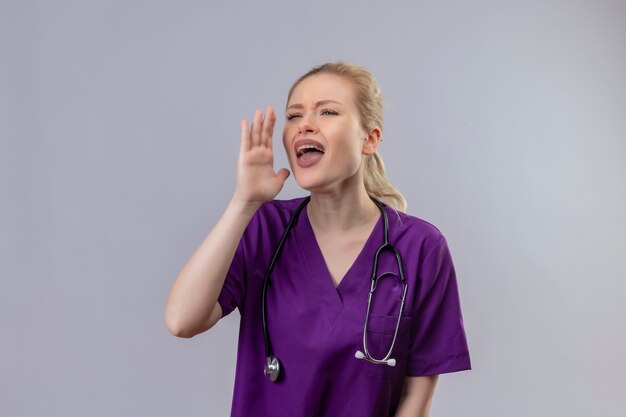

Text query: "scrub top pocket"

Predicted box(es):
[360, 314, 412, 379]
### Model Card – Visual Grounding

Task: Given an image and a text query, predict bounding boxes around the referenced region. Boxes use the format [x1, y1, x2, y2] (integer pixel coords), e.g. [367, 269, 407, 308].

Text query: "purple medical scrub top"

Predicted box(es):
[218, 197, 471, 417]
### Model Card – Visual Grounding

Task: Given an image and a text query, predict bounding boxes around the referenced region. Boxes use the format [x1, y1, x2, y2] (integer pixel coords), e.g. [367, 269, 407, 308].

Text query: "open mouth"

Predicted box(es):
[296, 144, 325, 159]
[293, 139, 325, 167]
[295, 139, 326, 160]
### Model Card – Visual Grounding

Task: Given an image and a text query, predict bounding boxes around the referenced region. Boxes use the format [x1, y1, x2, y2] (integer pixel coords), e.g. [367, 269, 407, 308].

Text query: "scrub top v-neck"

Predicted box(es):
[217, 197, 471, 417]
[297, 203, 383, 323]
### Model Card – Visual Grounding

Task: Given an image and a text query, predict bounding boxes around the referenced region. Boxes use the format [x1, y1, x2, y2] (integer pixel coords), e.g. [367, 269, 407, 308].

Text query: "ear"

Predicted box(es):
[362, 127, 382, 156]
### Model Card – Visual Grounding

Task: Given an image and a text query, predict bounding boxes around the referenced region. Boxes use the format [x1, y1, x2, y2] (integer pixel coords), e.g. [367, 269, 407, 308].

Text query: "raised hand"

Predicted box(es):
[232, 106, 290, 206]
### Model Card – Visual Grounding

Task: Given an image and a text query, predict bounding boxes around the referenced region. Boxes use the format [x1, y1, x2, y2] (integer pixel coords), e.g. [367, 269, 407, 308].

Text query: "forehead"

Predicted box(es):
[288, 73, 356, 107]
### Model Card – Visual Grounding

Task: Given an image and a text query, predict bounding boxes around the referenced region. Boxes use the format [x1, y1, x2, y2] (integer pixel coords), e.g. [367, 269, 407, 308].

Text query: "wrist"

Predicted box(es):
[228, 195, 262, 217]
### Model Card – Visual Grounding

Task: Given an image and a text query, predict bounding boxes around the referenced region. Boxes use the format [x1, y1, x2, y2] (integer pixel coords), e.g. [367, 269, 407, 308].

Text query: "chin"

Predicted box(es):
[293, 173, 325, 193]
[293, 178, 318, 192]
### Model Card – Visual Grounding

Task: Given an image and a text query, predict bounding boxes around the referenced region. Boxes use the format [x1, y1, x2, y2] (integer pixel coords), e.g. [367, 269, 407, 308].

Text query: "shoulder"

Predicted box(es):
[258, 196, 309, 214]
[384, 205, 448, 257]
[386, 205, 445, 242]
[254, 196, 309, 222]
[243, 196, 309, 234]
[237, 197, 309, 260]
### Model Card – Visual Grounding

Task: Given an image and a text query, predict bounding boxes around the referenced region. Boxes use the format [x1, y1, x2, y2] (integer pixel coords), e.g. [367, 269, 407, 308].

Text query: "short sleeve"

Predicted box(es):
[216, 236, 247, 317]
[406, 235, 471, 376]
[215, 200, 291, 318]
[217, 208, 262, 317]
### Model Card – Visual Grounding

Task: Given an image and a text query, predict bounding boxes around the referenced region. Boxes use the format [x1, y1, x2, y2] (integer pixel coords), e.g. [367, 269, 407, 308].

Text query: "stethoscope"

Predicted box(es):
[262, 195, 408, 382]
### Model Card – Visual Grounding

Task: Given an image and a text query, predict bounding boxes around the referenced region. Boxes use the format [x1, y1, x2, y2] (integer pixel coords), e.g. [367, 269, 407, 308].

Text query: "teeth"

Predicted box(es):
[296, 144, 325, 156]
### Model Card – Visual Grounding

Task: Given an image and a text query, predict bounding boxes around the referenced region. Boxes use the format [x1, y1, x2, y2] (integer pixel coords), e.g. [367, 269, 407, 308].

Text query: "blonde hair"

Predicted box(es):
[287, 62, 407, 212]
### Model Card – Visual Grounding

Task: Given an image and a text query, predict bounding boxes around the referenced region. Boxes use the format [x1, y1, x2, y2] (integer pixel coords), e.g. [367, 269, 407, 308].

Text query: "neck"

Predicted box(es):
[306, 186, 380, 233]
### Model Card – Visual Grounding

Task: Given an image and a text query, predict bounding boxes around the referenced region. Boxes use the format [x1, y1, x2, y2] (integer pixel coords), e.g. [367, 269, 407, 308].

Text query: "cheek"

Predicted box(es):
[332, 140, 363, 174]
[335, 124, 365, 155]
[282, 127, 290, 152]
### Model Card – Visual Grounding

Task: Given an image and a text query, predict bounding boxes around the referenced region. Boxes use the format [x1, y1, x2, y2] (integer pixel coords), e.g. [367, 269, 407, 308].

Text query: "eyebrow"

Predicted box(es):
[286, 99, 342, 110]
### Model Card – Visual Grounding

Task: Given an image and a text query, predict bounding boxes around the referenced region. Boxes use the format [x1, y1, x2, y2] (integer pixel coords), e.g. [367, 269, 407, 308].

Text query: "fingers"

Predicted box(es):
[276, 168, 290, 182]
[251, 109, 262, 147]
[260, 106, 276, 149]
[243, 106, 275, 151]
[240, 119, 250, 153]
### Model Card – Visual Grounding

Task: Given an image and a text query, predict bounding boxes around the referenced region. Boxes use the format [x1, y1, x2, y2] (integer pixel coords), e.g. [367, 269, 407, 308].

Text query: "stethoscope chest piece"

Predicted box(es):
[264, 355, 281, 382]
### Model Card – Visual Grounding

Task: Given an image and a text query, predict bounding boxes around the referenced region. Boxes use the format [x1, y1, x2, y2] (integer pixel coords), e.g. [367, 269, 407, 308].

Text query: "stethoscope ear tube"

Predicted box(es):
[355, 269, 408, 367]
[354, 350, 397, 367]
[355, 197, 408, 367]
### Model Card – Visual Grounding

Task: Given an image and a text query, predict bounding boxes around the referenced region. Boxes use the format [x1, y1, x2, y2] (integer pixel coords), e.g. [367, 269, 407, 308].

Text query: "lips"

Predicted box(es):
[294, 139, 325, 158]
[293, 139, 325, 168]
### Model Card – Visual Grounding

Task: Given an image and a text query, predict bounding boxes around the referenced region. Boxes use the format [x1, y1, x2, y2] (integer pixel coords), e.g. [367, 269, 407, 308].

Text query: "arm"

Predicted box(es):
[394, 375, 439, 417]
[164, 198, 259, 338]
[164, 107, 290, 338]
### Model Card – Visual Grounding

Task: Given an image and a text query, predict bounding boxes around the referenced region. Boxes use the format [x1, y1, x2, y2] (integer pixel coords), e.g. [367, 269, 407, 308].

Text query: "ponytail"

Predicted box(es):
[364, 152, 407, 212]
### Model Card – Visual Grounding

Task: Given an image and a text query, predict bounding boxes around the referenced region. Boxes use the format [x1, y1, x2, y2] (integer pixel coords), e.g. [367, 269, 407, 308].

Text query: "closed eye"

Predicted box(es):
[287, 109, 337, 120]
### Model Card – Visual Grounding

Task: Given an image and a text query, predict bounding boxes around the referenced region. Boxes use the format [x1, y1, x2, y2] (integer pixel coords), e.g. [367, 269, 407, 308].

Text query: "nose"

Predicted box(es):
[297, 113, 318, 135]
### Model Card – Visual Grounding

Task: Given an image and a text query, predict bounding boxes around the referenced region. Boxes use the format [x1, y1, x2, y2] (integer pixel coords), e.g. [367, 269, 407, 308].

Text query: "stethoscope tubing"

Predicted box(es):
[261, 196, 311, 358]
[262, 195, 407, 381]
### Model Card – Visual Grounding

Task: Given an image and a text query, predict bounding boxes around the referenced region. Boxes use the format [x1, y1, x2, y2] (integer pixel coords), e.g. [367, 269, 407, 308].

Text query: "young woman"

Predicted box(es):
[165, 62, 471, 417]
